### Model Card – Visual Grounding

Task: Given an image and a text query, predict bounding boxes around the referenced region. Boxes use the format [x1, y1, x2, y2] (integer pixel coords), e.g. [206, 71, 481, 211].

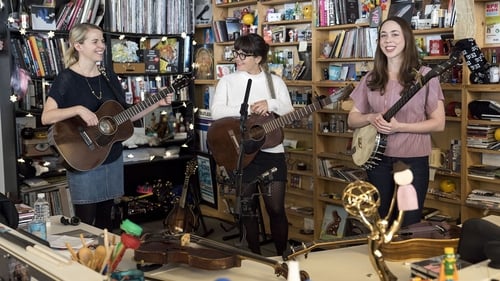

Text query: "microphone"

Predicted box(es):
[252, 167, 278, 196]
[258, 167, 278, 182]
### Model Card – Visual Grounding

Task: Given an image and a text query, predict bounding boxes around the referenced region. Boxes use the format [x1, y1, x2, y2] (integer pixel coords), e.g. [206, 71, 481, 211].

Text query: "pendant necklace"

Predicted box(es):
[84, 75, 102, 100]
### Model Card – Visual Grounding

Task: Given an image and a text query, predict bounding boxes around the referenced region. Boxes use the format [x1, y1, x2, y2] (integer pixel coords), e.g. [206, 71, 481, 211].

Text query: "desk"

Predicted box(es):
[46, 216, 500, 281]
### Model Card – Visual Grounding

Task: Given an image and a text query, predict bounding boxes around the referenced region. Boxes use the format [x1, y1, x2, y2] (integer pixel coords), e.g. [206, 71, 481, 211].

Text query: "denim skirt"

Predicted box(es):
[67, 157, 124, 204]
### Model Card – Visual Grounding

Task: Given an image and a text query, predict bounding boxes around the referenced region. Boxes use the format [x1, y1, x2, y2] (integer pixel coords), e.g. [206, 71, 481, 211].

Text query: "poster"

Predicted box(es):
[320, 204, 349, 239]
[486, 1, 500, 44]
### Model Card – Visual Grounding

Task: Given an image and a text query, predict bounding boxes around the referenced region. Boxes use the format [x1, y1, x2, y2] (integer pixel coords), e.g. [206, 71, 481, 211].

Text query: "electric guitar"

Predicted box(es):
[207, 84, 354, 172]
[48, 75, 191, 171]
[351, 52, 461, 170]
[164, 159, 199, 234]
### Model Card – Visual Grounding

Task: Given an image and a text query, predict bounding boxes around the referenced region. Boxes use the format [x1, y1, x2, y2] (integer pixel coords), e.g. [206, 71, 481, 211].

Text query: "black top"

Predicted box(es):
[48, 67, 127, 164]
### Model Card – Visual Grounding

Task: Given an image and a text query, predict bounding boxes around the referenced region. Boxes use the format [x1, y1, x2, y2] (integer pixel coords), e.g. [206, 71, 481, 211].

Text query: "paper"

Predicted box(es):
[48, 234, 95, 250]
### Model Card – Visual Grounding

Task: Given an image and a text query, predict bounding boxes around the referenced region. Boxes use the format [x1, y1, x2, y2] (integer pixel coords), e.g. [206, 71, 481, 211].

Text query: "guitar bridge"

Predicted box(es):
[78, 126, 95, 150]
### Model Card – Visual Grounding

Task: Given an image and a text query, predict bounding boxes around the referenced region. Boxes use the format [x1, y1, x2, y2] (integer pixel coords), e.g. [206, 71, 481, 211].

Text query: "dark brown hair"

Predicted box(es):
[234, 33, 269, 65]
[368, 16, 421, 94]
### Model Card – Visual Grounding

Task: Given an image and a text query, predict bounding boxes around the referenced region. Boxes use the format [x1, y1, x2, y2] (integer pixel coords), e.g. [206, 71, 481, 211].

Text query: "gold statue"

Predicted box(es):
[342, 161, 418, 281]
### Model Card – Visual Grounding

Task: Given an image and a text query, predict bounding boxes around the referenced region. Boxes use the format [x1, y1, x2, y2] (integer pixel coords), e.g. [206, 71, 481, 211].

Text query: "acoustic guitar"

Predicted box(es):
[284, 221, 460, 262]
[351, 52, 461, 170]
[48, 75, 191, 171]
[207, 84, 354, 172]
[164, 159, 199, 234]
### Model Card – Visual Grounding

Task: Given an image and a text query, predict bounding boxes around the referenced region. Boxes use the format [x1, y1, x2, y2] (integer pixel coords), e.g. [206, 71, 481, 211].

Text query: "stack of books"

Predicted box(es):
[16, 203, 34, 227]
[466, 125, 496, 148]
[467, 164, 500, 180]
[466, 189, 500, 209]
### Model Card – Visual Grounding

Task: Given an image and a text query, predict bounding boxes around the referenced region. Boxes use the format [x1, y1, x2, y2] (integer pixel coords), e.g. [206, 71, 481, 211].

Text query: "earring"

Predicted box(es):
[60, 216, 81, 226]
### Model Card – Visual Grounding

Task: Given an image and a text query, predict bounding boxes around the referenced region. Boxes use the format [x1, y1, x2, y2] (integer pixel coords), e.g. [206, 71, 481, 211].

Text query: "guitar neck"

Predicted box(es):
[382, 54, 460, 121]
[114, 85, 175, 125]
[263, 84, 354, 134]
[178, 174, 190, 209]
[283, 234, 367, 261]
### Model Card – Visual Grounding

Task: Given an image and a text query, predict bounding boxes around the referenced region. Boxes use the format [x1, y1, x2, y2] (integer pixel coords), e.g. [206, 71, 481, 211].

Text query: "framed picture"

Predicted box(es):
[145, 37, 183, 74]
[216, 63, 236, 79]
[30, 5, 56, 30]
[320, 204, 348, 240]
[195, 0, 212, 25]
[196, 153, 218, 208]
[194, 44, 214, 79]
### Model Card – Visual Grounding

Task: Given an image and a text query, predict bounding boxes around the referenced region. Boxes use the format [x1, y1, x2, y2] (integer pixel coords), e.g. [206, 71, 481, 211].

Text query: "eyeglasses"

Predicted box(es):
[232, 50, 254, 60]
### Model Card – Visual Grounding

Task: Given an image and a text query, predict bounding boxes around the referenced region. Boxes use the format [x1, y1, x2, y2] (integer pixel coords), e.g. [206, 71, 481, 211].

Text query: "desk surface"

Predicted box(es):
[46, 216, 500, 281]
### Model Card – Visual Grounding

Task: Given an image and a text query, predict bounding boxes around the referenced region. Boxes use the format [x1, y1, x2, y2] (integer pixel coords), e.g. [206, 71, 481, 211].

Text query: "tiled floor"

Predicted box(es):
[136, 215, 278, 257]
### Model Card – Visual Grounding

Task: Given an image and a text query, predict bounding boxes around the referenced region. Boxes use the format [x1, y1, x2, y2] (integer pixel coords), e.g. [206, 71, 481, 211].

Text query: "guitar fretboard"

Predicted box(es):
[262, 84, 354, 134]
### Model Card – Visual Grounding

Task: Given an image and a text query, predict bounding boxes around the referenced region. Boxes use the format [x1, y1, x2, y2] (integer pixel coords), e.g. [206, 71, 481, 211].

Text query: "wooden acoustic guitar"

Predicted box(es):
[48, 75, 191, 171]
[164, 159, 199, 234]
[351, 52, 461, 170]
[207, 84, 354, 172]
[284, 221, 460, 262]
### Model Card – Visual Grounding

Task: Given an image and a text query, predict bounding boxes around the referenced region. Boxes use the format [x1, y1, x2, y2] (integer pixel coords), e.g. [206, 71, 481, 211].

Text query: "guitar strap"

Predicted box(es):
[265, 71, 276, 99]
[98, 65, 125, 103]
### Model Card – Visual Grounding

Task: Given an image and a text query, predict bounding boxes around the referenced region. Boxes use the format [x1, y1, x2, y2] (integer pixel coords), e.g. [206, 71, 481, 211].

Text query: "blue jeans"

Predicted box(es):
[367, 156, 429, 227]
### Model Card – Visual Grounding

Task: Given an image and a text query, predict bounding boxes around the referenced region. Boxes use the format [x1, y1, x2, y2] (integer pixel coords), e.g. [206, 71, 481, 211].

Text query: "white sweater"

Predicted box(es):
[210, 70, 294, 153]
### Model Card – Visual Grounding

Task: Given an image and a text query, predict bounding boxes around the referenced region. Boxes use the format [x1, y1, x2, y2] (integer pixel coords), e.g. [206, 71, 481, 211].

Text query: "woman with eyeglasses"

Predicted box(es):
[210, 33, 294, 256]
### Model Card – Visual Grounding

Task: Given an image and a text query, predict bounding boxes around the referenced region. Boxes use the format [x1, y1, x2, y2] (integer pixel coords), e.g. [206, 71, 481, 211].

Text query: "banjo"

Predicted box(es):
[351, 52, 462, 170]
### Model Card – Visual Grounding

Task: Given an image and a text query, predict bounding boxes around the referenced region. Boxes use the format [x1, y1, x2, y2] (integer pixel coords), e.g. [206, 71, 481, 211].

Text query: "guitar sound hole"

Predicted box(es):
[248, 125, 265, 141]
[98, 117, 117, 135]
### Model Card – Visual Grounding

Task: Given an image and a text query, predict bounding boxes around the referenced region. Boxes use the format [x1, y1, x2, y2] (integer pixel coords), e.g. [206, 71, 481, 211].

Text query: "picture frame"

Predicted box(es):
[195, 0, 212, 25]
[194, 44, 214, 80]
[320, 204, 348, 239]
[30, 5, 56, 30]
[216, 63, 236, 79]
[145, 37, 184, 74]
[196, 153, 218, 208]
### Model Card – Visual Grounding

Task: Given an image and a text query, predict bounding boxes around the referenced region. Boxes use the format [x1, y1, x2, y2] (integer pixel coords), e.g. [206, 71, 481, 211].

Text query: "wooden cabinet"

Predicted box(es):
[195, 0, 493, 242]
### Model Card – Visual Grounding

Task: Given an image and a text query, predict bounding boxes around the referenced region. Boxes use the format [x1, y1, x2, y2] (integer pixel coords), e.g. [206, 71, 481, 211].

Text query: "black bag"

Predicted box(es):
[0, 193, 19, 229]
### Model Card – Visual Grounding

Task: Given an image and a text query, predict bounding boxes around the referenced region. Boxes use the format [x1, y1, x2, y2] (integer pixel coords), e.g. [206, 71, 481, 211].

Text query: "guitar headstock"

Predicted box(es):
[185, 159, 198, 177]
[172, 75, 194, 90]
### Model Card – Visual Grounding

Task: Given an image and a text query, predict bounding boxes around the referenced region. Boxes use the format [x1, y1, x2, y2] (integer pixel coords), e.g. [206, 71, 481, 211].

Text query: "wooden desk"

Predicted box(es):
[45, 216, 500, 281]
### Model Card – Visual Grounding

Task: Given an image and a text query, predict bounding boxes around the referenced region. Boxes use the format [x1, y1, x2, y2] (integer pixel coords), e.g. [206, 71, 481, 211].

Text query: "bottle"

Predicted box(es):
[438, 247, 458, 281]
[19, 0, 30, 29]
[203, 87, 210, 109]
[33, 193, 51, 225]
[29, 193, 50, 240]
[490, 49, 499, 83]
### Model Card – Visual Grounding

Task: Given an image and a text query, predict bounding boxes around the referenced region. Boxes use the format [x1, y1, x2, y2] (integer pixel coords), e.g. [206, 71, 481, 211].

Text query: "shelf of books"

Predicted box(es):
[20, 176, 73, 218]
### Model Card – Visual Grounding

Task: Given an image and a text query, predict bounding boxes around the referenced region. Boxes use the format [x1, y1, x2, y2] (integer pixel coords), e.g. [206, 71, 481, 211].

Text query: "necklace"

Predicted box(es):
[84, 75, 102, 100]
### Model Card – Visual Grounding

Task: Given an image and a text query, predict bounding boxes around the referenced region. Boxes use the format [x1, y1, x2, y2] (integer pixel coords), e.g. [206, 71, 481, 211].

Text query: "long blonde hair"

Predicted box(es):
[64, 23, 103, 68]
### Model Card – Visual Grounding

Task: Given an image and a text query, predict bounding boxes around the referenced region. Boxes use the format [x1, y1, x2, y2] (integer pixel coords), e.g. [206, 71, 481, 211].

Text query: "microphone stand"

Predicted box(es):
[221, 79, 252, 243]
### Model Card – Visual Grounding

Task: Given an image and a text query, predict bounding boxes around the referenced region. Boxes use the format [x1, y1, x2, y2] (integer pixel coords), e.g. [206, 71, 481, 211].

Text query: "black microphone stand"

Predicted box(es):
[221, 79, 252, 243]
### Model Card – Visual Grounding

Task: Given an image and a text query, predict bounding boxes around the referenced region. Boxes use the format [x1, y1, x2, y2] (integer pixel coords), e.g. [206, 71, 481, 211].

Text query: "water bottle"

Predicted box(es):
[33, 193, 51, 225]
[29, 193, 50, 240]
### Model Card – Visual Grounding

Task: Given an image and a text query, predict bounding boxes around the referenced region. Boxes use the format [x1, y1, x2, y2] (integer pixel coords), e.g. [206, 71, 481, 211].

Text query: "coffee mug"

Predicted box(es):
[430, 148, 446, 168]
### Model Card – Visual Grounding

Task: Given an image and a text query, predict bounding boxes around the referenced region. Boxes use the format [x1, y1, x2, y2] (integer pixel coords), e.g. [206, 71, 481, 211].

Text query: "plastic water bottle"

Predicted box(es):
[33, 193, 51, 225]
[28, 193, 50, 240]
